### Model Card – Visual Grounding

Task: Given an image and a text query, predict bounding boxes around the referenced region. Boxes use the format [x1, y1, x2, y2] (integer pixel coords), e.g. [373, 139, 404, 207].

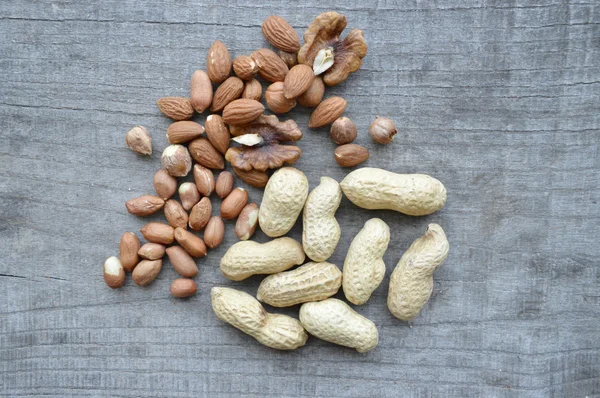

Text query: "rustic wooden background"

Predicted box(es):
[1, 0, 599, 397]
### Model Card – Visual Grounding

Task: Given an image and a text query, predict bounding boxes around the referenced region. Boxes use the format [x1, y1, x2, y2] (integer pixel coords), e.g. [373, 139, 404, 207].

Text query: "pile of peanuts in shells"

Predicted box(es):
[105, 12, 449, 352]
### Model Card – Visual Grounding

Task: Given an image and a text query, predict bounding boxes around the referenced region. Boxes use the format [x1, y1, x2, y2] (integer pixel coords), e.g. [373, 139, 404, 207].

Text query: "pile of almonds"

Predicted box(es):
[105, 12, 398, 297]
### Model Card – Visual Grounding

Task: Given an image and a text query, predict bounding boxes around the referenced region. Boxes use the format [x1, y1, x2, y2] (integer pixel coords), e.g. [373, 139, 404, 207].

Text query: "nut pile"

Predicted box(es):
[108, 12, 449, 353]
[106, 158, 258, 295]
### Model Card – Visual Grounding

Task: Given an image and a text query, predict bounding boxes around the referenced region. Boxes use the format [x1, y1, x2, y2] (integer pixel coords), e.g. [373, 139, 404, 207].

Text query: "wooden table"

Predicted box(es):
[1, 1, 598, 396]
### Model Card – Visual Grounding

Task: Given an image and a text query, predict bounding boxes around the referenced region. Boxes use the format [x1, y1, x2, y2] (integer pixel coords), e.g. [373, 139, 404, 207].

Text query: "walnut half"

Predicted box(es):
[298, 12, 368, 86]
[225, 115, 302, 171]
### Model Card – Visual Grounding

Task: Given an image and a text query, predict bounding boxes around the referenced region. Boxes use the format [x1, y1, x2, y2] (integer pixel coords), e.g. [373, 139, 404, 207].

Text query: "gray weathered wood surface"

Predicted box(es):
[1, 1, 599, 397]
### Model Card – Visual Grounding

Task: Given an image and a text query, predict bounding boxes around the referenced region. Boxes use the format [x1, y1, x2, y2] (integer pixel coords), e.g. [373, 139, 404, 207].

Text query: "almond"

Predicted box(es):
[278, 50, 298, 68]
[188, 138, 225, 169]
[193, 164, 215, 197]
[164, 199, 189, 229]
[190, 70, 213, 113]
[308, 96, 347, 128]
[166, 246, 198, 278]
[215, 171, 234, 199]
[189, 197, 212, 231]
[207, 40, 231, 84]
[125, 195, 165, 216]
[233, 55, 258, 81]
[132, 259, 162, 286]
[262, 16, 301, 52]
[235, 202, 259, 240]
[125, 126, 152, 155]
[153, 169, 178, 200]
[242, 79, 262, 101]
[204, 114, 230, 155]
[170, 278, 197, 298]
[138, 243, 166, 260]
[297, 76, 325, 107]
[104, 256, 125, 289]
[174, 227, 207, 257]
[251, 48, 289, 83]
[161, 145, 192, 177]
[178, 182, 200, 211]
[222, 99, 264, 125]
[334, 144, 369, 167]
[220, 187, 248, 219]
[204, 216, 225, 249]
[265, 82, 297, 114]
[140, 222, 174, 245]
[166, 121, 204, 144]
[156, 97, 194, 120]
[119, 232, 140, 272]
[233, 167, 269, 188]
[211, 76, 244, 112]
[283, 64, 314, 99]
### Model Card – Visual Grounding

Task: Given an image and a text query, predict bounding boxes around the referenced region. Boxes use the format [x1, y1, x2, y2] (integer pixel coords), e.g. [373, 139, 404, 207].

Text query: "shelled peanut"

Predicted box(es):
[106, 76, 269, 296]
[106, 154, 258, 293]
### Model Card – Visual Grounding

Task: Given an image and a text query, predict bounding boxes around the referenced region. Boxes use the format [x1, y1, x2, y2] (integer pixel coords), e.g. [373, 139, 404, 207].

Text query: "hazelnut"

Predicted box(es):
[161, 145, 192, 177]
[369, 117, 397, 145]
[330, 117, 357, 145]
[125, 126, 152, 155]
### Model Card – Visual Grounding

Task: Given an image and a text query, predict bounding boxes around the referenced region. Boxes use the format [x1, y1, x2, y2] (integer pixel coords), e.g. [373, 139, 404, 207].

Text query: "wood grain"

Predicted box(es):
[1, 0, 599, 396]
